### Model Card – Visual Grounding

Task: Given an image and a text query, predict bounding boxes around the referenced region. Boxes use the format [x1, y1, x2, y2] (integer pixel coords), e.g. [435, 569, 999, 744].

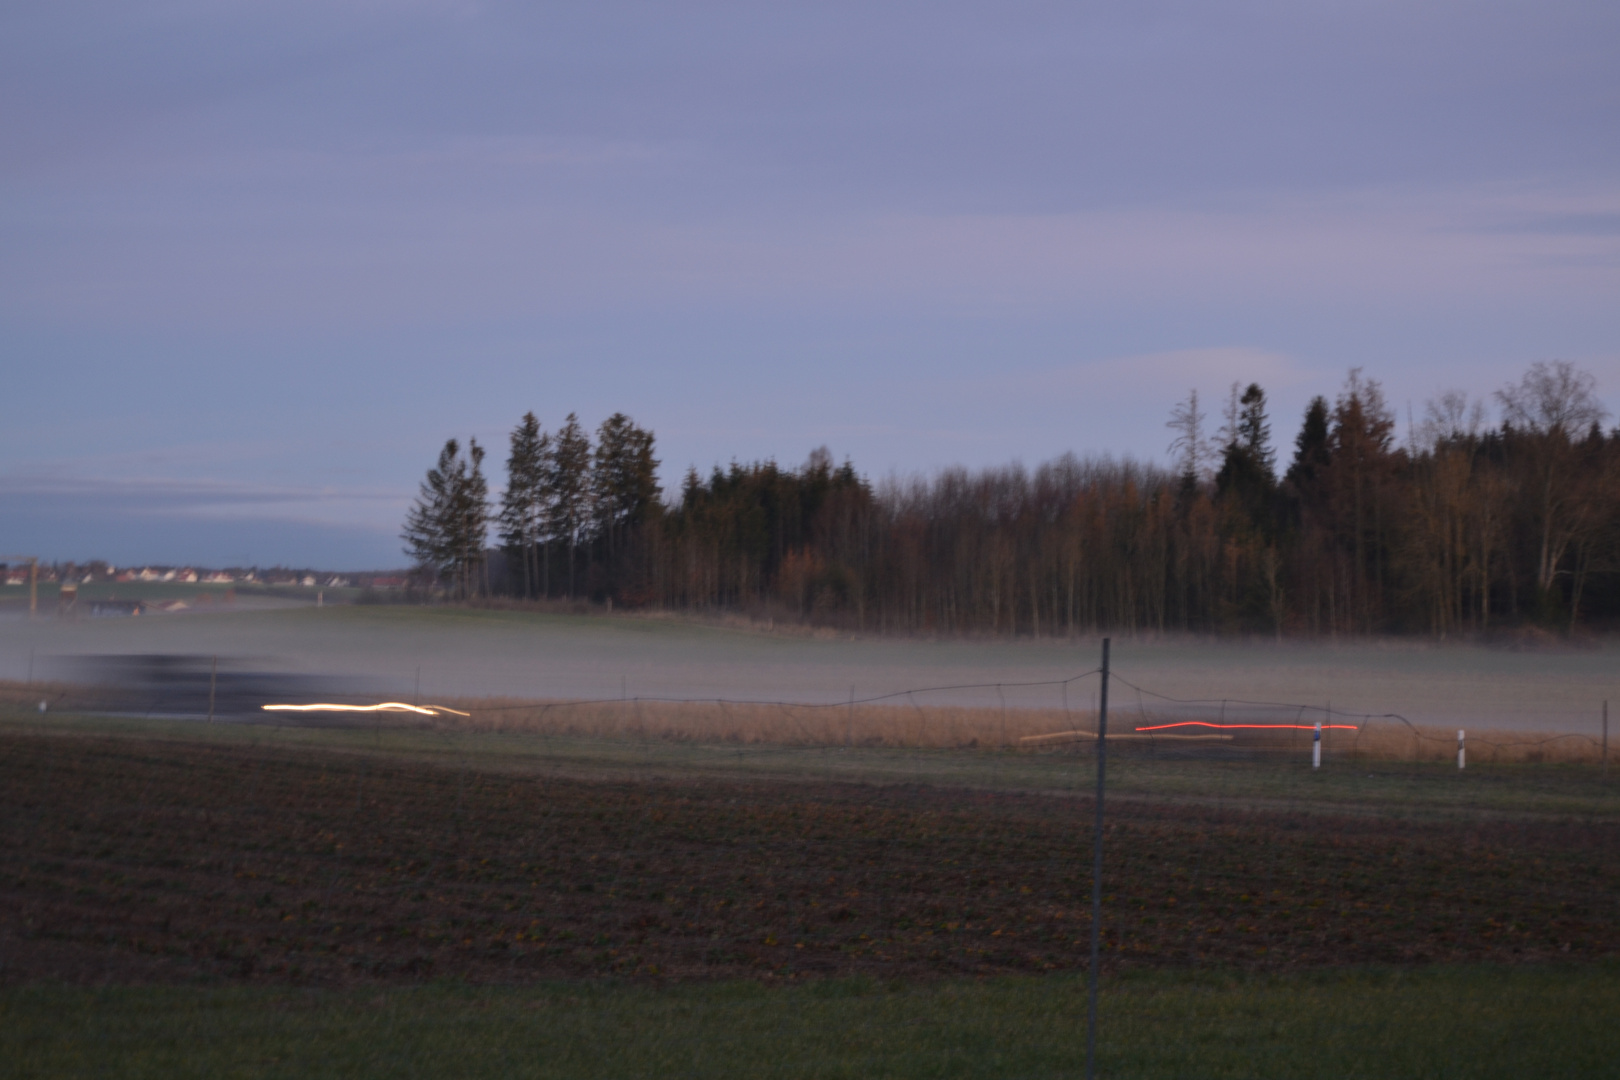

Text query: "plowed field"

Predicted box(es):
[3, 732, 1616, 986]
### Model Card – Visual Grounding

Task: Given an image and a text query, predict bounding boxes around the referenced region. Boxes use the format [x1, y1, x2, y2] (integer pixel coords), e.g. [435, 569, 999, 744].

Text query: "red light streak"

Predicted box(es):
[1134, 721, 1358, 732]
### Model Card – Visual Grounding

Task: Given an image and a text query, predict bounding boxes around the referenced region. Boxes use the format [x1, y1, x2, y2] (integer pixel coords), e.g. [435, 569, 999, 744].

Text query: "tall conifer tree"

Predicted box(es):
[499, 413, 550, 599]
[548, 413, 593, 597]
[402, 438, 488, 598]
[592, 413, 661, 557]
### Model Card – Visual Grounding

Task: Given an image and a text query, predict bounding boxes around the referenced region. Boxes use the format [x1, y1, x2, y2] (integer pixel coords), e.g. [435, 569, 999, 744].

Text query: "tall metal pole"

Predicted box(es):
[0, 556, 42, 620]
[1087, 637, 1110, 1080]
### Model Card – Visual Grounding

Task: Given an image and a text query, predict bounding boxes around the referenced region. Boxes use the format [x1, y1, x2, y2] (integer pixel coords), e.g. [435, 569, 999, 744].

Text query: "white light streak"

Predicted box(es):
[261, 702, 471, 717]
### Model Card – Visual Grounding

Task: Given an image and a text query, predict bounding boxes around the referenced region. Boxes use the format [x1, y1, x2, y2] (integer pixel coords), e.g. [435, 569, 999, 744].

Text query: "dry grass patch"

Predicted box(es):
[433, 696, 1084, 748]
[429, 696, 1611, 764]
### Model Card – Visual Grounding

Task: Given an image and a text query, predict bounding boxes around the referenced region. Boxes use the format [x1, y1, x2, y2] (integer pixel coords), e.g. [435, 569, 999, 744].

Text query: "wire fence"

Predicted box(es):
[4, 658, 1610, 768]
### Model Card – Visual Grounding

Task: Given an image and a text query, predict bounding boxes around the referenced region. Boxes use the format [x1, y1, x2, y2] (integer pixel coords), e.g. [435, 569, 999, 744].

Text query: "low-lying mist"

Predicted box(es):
[2, 604, 1616, 735]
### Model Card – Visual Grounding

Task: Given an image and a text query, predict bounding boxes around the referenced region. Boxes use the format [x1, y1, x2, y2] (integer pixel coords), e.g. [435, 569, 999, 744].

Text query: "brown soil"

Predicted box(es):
[2, 731, 1615, 986]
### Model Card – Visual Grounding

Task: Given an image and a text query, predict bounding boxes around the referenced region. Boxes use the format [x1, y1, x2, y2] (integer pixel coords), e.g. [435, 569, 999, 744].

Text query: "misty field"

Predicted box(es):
[4, 603, 1620, 736]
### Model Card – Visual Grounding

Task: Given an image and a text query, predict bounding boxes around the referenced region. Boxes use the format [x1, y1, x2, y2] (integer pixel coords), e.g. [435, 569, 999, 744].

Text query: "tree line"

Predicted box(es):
[402, 360, 1620, 635]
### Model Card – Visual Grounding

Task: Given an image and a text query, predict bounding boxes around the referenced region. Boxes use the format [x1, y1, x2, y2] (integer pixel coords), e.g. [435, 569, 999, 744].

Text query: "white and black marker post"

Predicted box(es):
[1458, 729, 1466, 771]
[1086, 637, 1110, 1080]
[1313, 721, 1322, 769]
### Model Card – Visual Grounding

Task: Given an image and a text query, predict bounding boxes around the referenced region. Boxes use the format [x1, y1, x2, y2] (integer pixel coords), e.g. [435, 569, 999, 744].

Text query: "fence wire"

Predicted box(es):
[4, 658, 1608, 766]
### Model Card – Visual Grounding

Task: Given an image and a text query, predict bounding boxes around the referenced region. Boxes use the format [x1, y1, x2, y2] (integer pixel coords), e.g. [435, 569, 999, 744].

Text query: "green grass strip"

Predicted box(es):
[6, 964, 1617, 1079]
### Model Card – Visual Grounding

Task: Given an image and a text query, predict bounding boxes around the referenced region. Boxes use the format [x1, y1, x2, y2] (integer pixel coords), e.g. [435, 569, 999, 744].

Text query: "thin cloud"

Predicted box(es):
[0, 473, 407, 528]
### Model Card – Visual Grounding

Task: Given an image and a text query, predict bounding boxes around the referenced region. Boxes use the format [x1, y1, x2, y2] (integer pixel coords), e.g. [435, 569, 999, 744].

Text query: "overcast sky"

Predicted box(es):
[4, 0, 1618, 568]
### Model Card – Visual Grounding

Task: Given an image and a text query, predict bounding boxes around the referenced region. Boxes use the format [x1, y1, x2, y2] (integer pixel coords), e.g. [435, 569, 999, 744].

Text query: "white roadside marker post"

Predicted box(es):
[1313, 721, 1322, 769]
[1458, 729, 1466, 771]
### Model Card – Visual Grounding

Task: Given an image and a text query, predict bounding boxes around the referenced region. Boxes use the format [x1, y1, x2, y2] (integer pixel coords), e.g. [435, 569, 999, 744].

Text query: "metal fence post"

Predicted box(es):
[1087, 637, 1110, 1080]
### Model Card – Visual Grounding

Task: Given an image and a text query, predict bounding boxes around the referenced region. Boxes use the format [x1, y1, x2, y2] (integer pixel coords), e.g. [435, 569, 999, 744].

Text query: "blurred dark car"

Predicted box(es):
[58, 654, 379, 722]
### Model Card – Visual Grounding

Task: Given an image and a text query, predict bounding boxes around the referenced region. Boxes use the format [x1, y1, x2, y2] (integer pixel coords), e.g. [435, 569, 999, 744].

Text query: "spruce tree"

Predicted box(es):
[499, 413, 550, 599]
[1237, 383, 1275, 479]
[402, 439, 460, 583]
[592, 412, 661, 560]
[1285, 396, 1332, 494]
[402, 438, 489, 598]
[458, 438, 489, 598]
[547, 413, 592, 598]
[1215, 383, 1277, 534]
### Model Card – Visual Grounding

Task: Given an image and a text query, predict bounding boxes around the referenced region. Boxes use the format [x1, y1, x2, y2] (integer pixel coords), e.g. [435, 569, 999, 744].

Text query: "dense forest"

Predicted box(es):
[402, 362, 1620, 636]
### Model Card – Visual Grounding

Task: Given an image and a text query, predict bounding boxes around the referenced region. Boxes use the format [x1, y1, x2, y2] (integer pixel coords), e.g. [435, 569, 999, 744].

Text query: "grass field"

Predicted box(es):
[5, 705, 1618, 820]
[8, 965, 1618, 1079]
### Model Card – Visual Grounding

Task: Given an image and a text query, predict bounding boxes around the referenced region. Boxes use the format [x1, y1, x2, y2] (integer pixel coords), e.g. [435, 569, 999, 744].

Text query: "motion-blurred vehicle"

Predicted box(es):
[57, 654, 379, 722]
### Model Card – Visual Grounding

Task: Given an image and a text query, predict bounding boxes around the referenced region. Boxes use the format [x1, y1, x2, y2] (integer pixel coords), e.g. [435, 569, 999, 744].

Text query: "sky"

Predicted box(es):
[3, 0, 1618, 568]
